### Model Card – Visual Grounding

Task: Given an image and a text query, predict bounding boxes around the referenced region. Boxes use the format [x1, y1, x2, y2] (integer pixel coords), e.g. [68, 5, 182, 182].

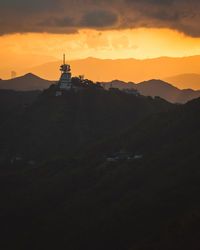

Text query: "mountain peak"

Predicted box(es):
[0, 73, 52, 91]
[23, 73, 42, 80]
[139, 79, 178, 89]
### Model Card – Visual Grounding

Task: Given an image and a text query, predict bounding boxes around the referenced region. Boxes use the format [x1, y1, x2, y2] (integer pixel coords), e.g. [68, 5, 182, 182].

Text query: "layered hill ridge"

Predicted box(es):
[26, 55, 200, 85]
[0, 73, 52, 91]
[136, 79, 200, 103]
[1, 73, 200, 103]
[102, 79, 200, 103]
[164, 73, 200, 90]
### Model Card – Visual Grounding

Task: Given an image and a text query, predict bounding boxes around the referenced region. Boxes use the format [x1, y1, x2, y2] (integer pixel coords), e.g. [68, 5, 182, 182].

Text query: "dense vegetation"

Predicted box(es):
[0, 82, 172, 162]
[0, 89, 40, 124]
[0, 82, 200, 250]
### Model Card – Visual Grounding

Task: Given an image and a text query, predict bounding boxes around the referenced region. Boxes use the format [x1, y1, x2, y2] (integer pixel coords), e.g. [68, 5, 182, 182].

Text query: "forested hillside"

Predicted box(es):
[0, 84, 200, 250]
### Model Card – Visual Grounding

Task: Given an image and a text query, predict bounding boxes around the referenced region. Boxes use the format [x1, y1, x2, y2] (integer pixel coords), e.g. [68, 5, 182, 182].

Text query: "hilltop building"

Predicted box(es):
[57, 54, 72, 90]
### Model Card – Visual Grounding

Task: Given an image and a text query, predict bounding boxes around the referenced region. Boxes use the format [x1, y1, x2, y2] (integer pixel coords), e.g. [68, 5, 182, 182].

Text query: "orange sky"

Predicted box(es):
[1, 28, 200, 79]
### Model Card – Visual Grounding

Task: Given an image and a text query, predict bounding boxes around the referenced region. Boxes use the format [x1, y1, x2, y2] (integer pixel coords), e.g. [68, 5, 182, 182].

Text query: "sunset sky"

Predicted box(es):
[1, 0, 200, 79]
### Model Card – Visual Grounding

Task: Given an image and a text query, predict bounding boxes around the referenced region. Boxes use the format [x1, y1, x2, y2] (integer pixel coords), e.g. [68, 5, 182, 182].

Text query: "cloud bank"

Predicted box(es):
[1, 0, 200, 37]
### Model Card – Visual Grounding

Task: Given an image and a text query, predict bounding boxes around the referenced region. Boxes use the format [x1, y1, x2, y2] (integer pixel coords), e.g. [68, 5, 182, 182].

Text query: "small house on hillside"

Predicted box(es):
[107, 152, 143, 163]
[122, 88, 139, 96]
[107, 152, 133, 162]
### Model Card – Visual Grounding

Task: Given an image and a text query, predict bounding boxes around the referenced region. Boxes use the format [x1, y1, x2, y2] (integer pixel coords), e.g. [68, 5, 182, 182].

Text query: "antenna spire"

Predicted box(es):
[63, 54, 65, 65]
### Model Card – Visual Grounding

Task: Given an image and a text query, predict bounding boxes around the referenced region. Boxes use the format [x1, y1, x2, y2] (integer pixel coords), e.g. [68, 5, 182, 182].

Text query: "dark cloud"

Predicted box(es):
[1, 0, 200, 37]
[38, 17, 75, 28]
[81, 10, 118, 28]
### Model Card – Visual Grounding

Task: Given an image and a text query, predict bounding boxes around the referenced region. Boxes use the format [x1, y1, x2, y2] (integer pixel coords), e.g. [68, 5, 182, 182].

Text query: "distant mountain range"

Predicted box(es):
[24, 56, 200, 88]
[1, 73, 200, 103]
[164, 73, 200, 90]
[102, 79, 200, 103]
[0, 73, 52, 91]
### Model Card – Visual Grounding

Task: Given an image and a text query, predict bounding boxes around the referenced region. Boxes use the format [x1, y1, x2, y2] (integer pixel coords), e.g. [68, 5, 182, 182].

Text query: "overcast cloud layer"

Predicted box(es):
[1, 0, 200, 37]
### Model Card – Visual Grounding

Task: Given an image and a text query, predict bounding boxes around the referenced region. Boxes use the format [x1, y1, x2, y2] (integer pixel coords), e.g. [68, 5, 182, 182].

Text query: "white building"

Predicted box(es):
[57, 54, 72, 90]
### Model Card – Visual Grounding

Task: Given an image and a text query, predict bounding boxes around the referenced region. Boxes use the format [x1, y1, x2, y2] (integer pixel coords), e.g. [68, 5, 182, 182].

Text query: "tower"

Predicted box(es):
[58, 54, 72, 89]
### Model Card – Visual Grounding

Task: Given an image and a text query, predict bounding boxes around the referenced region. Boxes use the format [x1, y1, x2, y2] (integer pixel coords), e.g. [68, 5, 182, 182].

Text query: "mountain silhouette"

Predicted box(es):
[103, 79, 200, 103]
[101, 80, 136, 89]
[2, 73, 200, 103]
[26, 55, 200, 85]
[164, 73, 200, 90]
[0, 73, 52, 91]
[136, 79, 200, 103]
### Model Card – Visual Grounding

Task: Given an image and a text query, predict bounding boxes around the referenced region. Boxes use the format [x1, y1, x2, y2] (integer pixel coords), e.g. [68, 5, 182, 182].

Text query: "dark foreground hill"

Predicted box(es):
[102, 79, 200, 103]
[80, 96, 200, 250]
[0, 89, 41, 125]
[0, 86, 200, 250]
[0, 85, 171, 162]
[0, 73, 52, 91]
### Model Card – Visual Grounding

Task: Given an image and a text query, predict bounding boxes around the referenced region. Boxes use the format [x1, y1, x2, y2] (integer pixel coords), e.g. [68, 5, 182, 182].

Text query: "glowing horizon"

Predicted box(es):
[1, 27, 200, 80]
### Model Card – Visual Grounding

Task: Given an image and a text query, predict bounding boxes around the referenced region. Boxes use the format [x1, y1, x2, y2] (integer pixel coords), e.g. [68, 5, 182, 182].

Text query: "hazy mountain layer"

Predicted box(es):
[103, 79, 200, 103]
[26, 56, 200, 85]
[1, 73, 200, 104]
[164, 73, 200, 90]
[0, 73, 52, 91]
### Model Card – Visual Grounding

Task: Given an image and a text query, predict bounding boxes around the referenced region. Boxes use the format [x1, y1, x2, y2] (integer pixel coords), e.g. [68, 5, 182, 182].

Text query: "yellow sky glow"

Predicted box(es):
[1, 28, 200, 79]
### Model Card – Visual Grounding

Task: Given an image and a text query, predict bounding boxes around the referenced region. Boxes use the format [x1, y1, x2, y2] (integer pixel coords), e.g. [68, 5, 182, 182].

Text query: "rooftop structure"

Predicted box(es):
[57, 54, 72, 90]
